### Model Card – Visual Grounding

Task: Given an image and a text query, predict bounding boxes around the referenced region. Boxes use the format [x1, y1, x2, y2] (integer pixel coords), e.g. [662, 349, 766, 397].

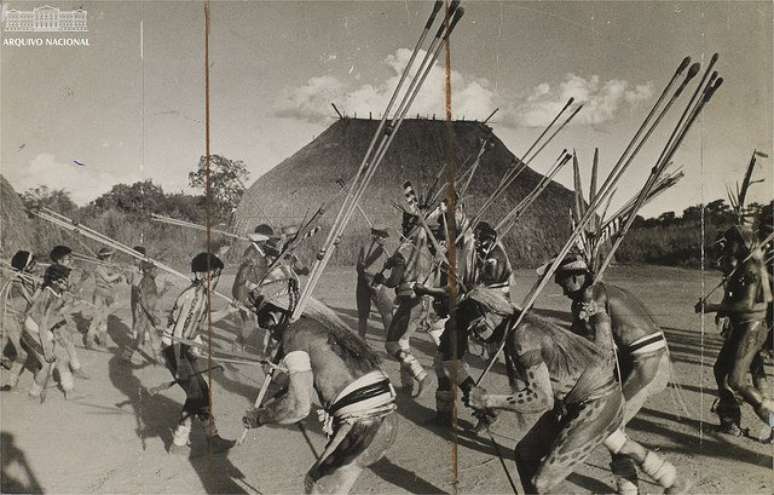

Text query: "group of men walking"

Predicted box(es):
[2, 196, 772, 494]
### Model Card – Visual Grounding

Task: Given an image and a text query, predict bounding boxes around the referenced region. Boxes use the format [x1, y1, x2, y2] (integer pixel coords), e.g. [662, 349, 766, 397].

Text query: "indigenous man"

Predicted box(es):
[242, 290, 397, 495]
[232, 223, 273, 352]
[22, 264, 77, 399]
[697, 225, 774, 437]
[471, 222, 514, 297]
[48, 246, 89, 380]
[412, 222, 458, 425]
[86, 247, 124, 349]
[1, 251, 39, 391]
[465, 221, 517, 431]
[376, 211, 433, 397]
[164, 252, 237, 455]
[462, 288, 687, 494]
[121, 261, 163, 364]
[128, 246, 147, 341]
[279, 225, 311, 277]
[550, 252, 672, 493]
[355, 225, 393, 339]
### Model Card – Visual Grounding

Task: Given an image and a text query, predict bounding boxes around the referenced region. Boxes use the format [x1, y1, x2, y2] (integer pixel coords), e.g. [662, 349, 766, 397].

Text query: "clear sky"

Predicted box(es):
[1, 1, 771, 218]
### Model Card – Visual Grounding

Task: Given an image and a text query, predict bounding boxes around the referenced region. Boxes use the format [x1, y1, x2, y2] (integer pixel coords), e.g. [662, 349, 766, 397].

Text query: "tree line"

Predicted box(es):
[20, 155, 249, 268]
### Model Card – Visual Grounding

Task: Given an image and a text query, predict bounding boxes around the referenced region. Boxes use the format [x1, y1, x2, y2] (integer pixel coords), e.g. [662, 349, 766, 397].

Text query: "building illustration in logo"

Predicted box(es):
[3, 5, 87, 32]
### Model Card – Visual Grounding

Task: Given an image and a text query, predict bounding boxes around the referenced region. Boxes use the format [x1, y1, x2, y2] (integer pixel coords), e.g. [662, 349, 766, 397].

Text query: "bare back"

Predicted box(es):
[282, 316, 382, 406]
[604, 284, 661, 347]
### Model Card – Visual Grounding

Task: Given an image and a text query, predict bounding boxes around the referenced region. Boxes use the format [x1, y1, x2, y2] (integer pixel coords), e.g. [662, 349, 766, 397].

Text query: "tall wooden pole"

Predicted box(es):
[443, 1, 459, 491]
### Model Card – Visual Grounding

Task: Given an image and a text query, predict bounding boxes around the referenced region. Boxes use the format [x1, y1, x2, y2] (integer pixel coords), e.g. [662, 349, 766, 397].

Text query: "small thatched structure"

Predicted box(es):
[0, 175, 35, 258]
[235, 119, 575, 266]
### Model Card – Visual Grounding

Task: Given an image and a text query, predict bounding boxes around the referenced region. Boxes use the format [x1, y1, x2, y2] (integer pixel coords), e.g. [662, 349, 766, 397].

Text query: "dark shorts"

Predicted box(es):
[162, 344, 210, 419]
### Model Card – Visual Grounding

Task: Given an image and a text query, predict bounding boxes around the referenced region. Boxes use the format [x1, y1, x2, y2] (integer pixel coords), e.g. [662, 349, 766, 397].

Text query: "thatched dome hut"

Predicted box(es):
[235, 119, 575, 267]
[0, 175, 35, 258]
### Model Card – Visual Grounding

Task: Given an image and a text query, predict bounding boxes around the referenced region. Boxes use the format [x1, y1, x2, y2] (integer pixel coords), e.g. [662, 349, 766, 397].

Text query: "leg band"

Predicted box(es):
[173, 417, 193, 446]
[641, 451, 676, 488]
[603, 428, 628, 454]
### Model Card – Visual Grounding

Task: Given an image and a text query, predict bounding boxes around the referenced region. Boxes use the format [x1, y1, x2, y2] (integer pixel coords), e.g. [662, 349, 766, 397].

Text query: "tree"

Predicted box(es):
[22, 185, 77, 213]
[188, 154, 249, 224]
[657, 211, 676, 226]
[682, 205, 702, 222]
[89, 180, 166, 216]
[705, 198, 732, 224]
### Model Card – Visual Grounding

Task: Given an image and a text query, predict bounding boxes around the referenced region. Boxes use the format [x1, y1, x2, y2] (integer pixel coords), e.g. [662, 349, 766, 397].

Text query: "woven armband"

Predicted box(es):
[283, 351, 312, 375]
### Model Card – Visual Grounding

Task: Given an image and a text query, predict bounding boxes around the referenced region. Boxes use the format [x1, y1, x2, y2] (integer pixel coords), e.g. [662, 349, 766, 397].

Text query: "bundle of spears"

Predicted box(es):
[477, 53, 723, 384]
[292, 0, 466, 319]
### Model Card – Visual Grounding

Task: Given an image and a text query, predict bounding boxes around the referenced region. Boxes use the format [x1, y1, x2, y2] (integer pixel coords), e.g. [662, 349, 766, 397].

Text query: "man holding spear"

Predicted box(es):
[86, 247, 125, 350]
[375, 211, 434, 397]
[698, 225, 773, 438]
[232, 223, 274, 352]
[22, 264, 77, 400]
[121, 260, 164, 365]
[48, 246, 89, 380]
[355, 225, 393, 339]
[550, 252, 672, 493]
[242, 285, 397, 495]
[1, 251, 38, 391]
[463, 288, 687, 494]
[164, 252, 238, 455]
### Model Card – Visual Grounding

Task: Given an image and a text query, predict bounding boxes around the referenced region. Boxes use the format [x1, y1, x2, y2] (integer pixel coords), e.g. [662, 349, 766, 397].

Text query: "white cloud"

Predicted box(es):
[7, 153, 140, 205]
[274, 48, 496, 123]
[504, 74, 654, 127]
[275, 51, 653, 129]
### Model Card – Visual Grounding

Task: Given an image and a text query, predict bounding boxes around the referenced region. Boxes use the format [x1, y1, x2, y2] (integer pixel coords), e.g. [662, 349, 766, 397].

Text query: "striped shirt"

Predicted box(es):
[165, 284, 209, 346]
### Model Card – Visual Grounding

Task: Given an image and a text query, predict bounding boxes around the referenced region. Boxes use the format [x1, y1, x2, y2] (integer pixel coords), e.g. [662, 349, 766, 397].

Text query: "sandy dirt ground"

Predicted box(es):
[1, 265, 772, 494]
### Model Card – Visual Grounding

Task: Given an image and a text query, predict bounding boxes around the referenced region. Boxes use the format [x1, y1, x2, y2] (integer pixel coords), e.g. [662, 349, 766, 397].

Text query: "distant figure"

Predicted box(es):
[22, 264, 76, 400]
[47, 246, 89, 380]
[1, 251, 39, 391]
[232, 223, 273, 352]
[355, 225, 393, 339]
[86, 247, 124, 349]
[121, 261, 163, 364]
[279, 225, 311, 276]
[698, 225, 773, 439]
[243, 289, 397, 495]
[128, 246, 147, 341]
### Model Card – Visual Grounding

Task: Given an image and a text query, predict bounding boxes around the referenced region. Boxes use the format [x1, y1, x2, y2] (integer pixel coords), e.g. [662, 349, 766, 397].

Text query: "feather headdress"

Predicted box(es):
[568, 148, 685, 274]
[727, 149, 768, 225]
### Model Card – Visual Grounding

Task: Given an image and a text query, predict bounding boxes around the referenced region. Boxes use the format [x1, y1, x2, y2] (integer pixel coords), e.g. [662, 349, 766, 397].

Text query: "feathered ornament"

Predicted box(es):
[729, 149, 767, 225]
[568, 149, 686, 274]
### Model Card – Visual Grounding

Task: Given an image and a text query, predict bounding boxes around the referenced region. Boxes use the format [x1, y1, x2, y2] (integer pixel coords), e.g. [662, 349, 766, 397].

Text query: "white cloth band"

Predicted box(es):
[283, 350, 312, 375]
[332, 370, 395, 418]
[628, 332, 667, 356]
[603, 428, 628, 454]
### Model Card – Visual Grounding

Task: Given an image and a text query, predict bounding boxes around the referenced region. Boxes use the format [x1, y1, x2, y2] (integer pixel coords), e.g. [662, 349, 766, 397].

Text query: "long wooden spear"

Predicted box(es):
[295, 3, 464, 320]
[150, 213, 250, 241]
[30, 209, 250, 312]
[476, 56, 699, 384]
[496, 151, 572, 237]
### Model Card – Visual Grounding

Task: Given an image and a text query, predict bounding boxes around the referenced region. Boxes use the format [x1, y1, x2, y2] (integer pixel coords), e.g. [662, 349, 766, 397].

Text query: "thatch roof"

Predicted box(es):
[0, 175, 35, 258]
[234, 119, 575, 266]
